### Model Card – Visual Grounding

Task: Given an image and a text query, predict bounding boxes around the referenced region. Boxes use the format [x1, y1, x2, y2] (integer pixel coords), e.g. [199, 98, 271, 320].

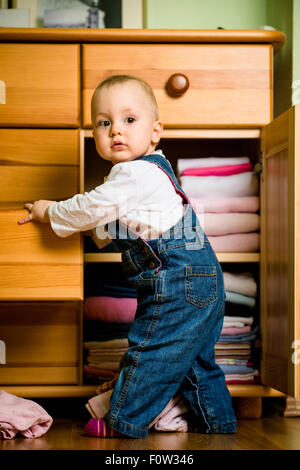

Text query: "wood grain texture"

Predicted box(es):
[260, 105, 299, 397]
[0, 44, 80, 127]
[0, 129, 79, 165]
[0, 384, 285, 398]
[0, 264, 83, 300]
[82, 44, 272, 128]
[0, 210, 83, 300]
[0, 302, 80, 384]
[0, 129, 79, 207]
[294, 106, 300, 397]
[3, 415, 300, 451]
[0, 367, 79, 385]
[0, 28, 286, 52]
[235, 397, 262, 419]
[83, 253, 260, 263]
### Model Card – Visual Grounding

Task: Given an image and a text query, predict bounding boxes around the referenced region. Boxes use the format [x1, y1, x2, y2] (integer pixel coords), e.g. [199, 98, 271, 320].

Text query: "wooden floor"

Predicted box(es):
[1, 415, 300, 451]
[1, 398, 300, 452]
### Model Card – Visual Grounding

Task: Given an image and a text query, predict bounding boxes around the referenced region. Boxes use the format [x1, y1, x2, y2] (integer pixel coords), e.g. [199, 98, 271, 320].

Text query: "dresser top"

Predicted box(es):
[0, 28, 285, 52]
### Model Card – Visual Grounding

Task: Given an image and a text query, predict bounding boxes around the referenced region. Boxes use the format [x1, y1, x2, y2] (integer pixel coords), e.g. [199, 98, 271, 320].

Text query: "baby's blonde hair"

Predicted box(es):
[91, 74, 159, 121]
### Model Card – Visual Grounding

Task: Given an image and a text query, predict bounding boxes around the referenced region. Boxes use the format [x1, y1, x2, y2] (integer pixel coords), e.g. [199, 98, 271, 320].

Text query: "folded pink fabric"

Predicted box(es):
[181, 163, 252, 177]
[0, 390, 53, 439]
[208, 233, 260, 252]
[84, 296, 137, 323]
[220, 326, 251, 336]
[177, 157, 250, 174]
[190, 196, 259, 214]
[86, 388, 188, 433]
[201, 213, 260, 236]
[149, 392, 189, 432]
[83, 364, 119, 378]
[87, 360, 121, 371]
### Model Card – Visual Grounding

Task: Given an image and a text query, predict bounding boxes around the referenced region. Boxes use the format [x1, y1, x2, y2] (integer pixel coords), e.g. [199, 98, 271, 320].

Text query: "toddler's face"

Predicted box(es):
[91, 82, 162, 164]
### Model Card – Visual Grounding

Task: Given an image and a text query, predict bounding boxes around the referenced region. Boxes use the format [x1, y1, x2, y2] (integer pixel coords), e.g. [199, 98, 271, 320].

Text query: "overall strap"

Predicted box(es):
[137, 153, 204, 249]
[136, 153, 190, 205]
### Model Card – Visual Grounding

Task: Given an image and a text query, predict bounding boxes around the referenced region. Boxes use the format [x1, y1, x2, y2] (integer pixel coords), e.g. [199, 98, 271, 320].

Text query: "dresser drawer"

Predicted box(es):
[0, 44, 80, 127]
[0, 129, 79, 208]
[0, 302, 80, 384]
[82, 44, 272, 128]
[0, 210, 83, 300]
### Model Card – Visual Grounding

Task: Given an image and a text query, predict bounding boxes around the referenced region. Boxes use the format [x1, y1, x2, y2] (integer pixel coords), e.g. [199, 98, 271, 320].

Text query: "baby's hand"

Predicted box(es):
[18, 200, 56, 225]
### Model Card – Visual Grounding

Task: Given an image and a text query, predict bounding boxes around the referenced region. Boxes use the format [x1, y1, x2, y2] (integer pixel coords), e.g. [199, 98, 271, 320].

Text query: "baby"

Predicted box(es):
[19, 75, 236, 438]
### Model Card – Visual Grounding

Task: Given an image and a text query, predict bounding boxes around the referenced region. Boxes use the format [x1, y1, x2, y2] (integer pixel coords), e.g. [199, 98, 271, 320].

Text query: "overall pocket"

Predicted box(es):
[137, 269, 165, 304]
[185, 265, 217, 308]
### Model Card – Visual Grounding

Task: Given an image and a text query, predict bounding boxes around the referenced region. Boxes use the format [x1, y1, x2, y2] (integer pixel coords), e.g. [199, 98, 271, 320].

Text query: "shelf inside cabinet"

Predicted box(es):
[84, 252, 260, 263]
[85, 253, 122, 263]
[1, 384, 285, 398]
[83, 129, 261, 140]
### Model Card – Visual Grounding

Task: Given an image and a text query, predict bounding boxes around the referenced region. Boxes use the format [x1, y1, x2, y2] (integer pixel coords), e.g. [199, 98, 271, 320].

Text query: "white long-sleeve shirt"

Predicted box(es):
[48, 151, 184, 240]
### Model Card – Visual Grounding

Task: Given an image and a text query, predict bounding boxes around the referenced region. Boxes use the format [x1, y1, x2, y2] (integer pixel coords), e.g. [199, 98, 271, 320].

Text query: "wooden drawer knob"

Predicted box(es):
[166, 73, 190, 97]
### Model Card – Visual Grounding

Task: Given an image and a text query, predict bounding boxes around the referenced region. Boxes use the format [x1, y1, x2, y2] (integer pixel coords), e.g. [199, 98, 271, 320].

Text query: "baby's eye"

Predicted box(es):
[99, 120, 110, 127]
[125, 117, 135, 124]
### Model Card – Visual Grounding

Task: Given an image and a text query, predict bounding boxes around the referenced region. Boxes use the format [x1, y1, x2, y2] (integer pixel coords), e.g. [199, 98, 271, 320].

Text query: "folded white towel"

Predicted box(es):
[225, 291, 256, 308]
[181, 172, 258, 198]
[223, 316, 254, 325]
[223, 272, 257, 297]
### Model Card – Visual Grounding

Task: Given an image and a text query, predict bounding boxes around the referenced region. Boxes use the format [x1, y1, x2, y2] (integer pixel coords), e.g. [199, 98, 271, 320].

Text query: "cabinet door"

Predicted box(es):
[0, 44, 80, 127]
[260, 105, 300, 397]
[82, 44, 272, 128]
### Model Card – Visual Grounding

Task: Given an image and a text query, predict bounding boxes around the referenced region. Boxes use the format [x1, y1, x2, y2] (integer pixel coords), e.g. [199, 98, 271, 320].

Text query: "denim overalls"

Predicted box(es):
[104, 153, 237, 438]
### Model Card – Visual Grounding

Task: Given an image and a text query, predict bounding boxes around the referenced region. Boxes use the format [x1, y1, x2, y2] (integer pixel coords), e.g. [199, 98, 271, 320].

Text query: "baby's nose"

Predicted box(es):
[110, 124, 122, 136]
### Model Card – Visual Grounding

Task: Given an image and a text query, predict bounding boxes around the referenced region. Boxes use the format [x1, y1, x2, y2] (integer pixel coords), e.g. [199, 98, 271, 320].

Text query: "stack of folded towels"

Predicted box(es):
[83, 261, 135, 385]
[215, 271, 260, 384]
[84, 266, 260, 385]
[177, 157, 260, 252]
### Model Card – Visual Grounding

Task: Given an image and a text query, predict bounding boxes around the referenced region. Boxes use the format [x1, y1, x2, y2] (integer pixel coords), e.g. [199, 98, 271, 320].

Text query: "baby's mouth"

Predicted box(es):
[111, 141, 126, 150]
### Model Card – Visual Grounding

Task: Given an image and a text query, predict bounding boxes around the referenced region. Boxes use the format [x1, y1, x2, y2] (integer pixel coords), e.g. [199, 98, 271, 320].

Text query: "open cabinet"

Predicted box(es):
[0, 28, 291, 418]
[81, 123, 290, 417]
[260, 105, 300, 398]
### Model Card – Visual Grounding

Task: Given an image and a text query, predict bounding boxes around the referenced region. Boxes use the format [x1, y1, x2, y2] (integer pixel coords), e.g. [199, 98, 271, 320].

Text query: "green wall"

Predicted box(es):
[144, 0, 297, 116]
[293, 0, 300, 79]
[266, 0, 293, 115]
[143, 0, 268, 29]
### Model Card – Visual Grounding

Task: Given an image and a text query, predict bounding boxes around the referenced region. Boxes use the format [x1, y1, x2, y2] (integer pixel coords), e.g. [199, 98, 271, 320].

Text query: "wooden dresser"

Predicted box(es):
[1, 28, 297, 417]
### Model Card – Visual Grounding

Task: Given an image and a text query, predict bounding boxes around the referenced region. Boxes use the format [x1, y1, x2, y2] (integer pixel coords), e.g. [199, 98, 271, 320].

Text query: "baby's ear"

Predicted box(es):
[152, 120, 163, 144]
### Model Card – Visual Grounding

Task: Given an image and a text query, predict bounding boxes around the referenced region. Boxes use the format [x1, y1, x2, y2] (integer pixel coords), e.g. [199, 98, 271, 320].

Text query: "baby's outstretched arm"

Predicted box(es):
[18, 200, 56, 225]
